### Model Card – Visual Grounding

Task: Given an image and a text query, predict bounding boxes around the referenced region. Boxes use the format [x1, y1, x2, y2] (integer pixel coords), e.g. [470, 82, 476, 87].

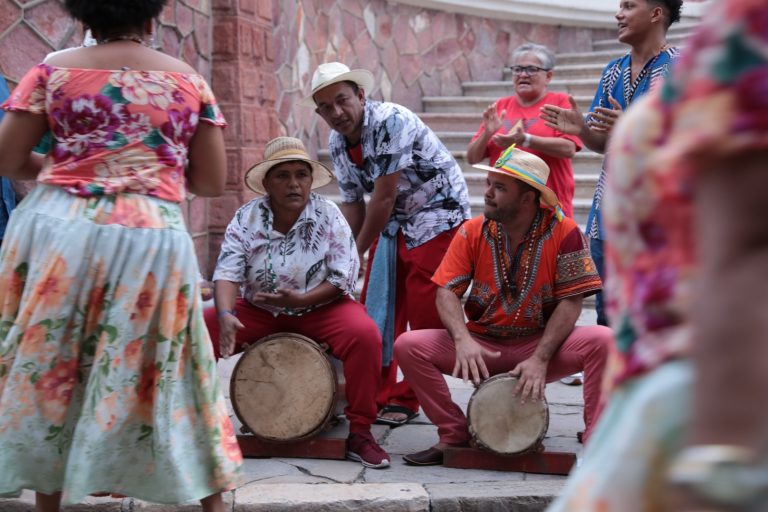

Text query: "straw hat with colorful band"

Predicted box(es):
[300, 62, 375, 107]
[244, 136, 334, 195]
[472, 145, 564, 221]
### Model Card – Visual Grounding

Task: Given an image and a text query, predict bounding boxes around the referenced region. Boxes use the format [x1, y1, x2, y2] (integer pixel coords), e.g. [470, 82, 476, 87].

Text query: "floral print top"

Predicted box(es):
[2, 64, 225, 203]
[603, 0, 768, 385]
[213, 193, 360, 316]
[328, 100, 471, 249]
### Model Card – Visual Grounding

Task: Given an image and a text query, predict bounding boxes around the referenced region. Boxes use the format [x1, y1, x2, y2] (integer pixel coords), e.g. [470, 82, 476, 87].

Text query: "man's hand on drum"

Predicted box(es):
[252, 288, 306, 309]
[219, 313, 244, 358]
[452, 337, 501, 386]
[509, 357, 547, 404]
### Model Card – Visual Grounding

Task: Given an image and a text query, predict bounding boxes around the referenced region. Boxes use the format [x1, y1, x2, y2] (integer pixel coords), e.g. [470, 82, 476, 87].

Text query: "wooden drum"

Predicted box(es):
[230, 332, 340, 443]
[467, 374, 549, 455]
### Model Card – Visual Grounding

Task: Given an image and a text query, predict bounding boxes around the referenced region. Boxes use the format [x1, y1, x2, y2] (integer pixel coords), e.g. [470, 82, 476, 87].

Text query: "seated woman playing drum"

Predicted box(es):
[204, 137, 389, 469]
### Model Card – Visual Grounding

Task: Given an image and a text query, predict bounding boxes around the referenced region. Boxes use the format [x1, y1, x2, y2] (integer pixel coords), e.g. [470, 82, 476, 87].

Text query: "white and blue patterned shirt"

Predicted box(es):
[586, 46, 679, 240]
[213, 193, 359, 316]
[328, 100, 471, 248]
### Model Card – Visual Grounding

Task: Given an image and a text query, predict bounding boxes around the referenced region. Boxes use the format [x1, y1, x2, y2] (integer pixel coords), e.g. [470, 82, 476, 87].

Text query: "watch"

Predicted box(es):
[521, 132, 532, 148]
[668, 445, 768, 507]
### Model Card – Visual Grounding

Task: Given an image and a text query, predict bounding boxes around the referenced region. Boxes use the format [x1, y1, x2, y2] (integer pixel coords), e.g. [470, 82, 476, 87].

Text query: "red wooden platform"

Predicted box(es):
[443, 446, 576, 475]
[237, 434, 347, 460]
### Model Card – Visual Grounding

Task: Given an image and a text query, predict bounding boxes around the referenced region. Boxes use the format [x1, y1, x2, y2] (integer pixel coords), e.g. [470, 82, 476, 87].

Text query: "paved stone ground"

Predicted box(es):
[1, 310, 595, 511]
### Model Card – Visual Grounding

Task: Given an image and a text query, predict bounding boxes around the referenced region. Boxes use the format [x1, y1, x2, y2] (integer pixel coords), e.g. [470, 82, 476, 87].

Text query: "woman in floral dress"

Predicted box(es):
[0, 1, 242, 510]
[548, 0, 768, 509]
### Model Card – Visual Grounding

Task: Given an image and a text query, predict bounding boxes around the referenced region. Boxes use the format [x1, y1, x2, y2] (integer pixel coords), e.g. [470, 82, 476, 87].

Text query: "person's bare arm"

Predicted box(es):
[0, 111, 48, 179]
[252, 281, 342, 309]
[492, 123, 578, 159]
[354, 171, 399, 254]
[690, 151, 768, 450]
[467, 103, 503, 165]
[214, 279, 244, 358]
[511, 294, 582, 402]
[186, 122, 226, 197]
[436, 286, 500, 385]
[540, 96, 610, 154]
[340, 200, 366, 238]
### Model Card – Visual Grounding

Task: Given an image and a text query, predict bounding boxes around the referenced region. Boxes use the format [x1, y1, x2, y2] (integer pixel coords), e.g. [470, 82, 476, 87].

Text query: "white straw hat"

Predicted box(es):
[300, 62, 374, 107]
[244, 137, 334, 195]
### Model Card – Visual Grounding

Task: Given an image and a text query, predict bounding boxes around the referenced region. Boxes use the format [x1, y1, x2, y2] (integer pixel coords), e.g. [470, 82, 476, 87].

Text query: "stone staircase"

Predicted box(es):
[316, 23, 696, 229]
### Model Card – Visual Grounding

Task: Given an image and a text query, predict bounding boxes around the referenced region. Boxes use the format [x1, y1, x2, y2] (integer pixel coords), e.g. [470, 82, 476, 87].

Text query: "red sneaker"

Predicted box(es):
[347, 431, 390, 469]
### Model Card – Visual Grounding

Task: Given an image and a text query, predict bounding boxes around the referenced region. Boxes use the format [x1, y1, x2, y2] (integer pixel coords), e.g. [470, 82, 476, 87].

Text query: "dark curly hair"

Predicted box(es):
[650, 0, 683, 27]
[64, 0, 168, 33]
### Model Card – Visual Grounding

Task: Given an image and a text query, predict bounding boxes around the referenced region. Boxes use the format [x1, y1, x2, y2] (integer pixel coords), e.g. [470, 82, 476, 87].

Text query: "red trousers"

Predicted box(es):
[203, 297, 382, 434]
[361, 226, 459, 412]
[395, 326, 613, 445]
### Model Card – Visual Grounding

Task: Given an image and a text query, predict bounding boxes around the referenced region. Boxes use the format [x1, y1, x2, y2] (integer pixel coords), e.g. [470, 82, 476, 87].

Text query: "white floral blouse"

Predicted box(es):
[213, 193, 360, 316]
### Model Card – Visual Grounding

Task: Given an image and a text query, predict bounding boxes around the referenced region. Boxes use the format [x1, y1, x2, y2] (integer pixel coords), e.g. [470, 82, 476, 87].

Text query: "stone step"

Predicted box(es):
[315, 190, 593, 225]
[459, 170, 598, 200]
[423, 95, 593, 114]
[504, 63, 606, 81]
[462, 78, 597, 98]
[592, 32, 687, 52]
[555, 49, 627, 66]
[317, 148, 603, 178]
[416, 112, 485, 133]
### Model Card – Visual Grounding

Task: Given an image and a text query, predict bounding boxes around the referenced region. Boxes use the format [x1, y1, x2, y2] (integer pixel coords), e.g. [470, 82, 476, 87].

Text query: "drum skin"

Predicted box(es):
[467, 374, 549, 455]
[230, 332, 338, 442]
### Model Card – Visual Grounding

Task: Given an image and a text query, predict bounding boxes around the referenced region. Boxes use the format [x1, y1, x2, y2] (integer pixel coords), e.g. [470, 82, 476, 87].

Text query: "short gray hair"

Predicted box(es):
[511, 43, 555, 70]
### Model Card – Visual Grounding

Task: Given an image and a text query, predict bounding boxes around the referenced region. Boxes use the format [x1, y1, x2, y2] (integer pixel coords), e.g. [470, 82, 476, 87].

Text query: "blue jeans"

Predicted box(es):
[589, 237, 607, 326]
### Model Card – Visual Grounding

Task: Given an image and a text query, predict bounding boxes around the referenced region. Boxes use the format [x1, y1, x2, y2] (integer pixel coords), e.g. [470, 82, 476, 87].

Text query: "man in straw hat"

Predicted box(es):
[395, 147, 614, 466]
[303, 62, 471, 427]
[204, 137, 390, 468]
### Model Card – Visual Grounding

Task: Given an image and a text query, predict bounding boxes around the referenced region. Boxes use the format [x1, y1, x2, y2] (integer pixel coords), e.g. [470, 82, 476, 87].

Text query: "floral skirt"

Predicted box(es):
[0, 185, 242, 505]
[547, 360, 691, 512]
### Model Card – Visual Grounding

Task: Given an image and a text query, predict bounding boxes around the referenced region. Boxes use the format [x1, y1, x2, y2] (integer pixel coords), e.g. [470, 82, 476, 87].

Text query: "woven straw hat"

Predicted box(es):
[300, 62, 374, 107]
[244, 137, 334, 195]
[473, 146, 562, 216]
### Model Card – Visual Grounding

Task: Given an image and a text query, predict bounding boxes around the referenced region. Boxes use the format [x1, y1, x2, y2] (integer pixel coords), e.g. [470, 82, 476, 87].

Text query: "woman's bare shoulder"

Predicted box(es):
[43, 45, 199, 75]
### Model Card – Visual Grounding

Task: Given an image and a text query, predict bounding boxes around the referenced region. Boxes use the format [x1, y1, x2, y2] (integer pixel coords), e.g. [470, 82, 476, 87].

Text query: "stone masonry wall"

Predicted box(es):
[207, 0, 282, 276]
[272, 0, 615, 155]
[0, 0, 217, 272]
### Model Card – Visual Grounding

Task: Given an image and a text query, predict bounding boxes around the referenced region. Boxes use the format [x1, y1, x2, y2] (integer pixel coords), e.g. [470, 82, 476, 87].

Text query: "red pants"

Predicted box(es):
[395, 326, 613, 445]
[203, 297, 382, 434]
[361, 226, 460, 412]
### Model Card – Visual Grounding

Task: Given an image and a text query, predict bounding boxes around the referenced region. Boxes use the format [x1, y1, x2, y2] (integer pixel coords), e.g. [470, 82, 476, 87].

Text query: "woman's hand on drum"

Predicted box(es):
[219, 313, 244, 358]
[452, 338, 501, 386]
[509, 357, 547, 403]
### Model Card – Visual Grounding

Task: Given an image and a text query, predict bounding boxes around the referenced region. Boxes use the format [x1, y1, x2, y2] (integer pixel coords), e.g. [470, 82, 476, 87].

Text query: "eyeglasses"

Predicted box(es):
[509, 66, 550, 76]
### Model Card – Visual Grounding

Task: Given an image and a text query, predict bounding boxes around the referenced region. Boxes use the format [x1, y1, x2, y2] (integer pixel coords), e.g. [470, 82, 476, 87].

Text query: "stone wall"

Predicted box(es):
[272, 0, 615, 155]
[207, 0, 282, 275]
[0, 0, 218, 272]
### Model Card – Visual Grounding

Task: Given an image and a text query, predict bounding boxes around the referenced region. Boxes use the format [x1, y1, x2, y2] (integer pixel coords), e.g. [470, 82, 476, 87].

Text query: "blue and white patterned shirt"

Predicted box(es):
[213, 193, 359, 316]
[586, 46, 679, 240]
[328, 100, 471, 248]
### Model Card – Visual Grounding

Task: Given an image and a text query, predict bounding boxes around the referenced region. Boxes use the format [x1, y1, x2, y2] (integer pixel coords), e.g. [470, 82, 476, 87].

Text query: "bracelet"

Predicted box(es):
[521, 132, 532, 148]
[218, 309, 236, 318]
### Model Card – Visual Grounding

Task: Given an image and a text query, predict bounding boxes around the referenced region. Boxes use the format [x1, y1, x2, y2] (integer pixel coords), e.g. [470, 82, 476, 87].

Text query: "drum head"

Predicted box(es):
[467, 374, 549, 455]
[231, 332, 336, 442]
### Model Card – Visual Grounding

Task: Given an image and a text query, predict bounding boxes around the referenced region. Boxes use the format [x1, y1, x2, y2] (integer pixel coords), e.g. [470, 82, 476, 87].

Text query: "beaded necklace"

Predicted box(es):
[264, 228, 280, 293]
[494, 213, 539, 324]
